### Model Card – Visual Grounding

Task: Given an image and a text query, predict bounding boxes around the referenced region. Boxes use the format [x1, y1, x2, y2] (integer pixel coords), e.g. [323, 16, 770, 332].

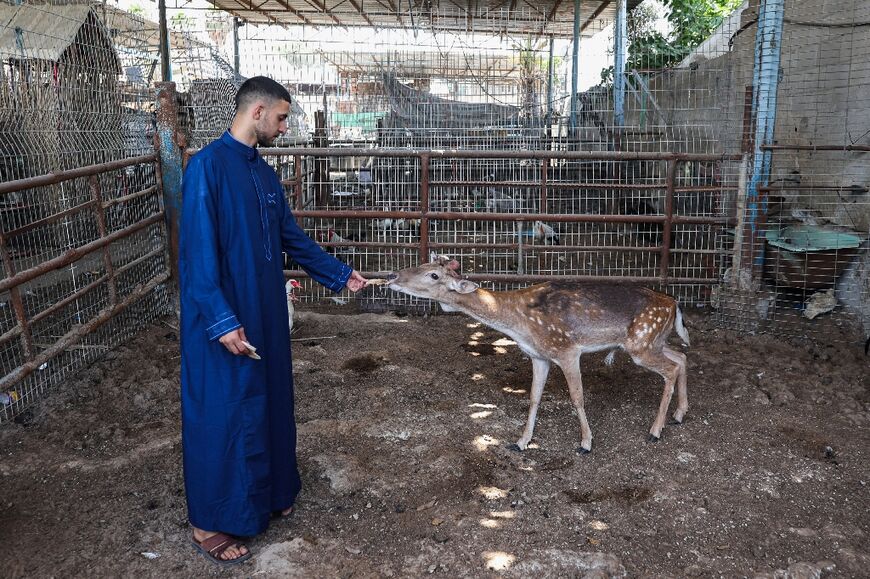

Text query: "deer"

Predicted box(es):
[385, 255, 690, 454]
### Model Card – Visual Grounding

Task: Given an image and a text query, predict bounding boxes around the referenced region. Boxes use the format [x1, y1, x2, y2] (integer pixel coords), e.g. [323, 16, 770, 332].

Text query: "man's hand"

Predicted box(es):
[345, 270, 368, 293]
[219, 327, 252, 356]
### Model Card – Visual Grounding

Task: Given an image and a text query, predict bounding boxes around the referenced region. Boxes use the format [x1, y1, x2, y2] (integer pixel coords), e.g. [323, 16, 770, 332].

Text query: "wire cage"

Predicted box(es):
[0, 2, 171, 423]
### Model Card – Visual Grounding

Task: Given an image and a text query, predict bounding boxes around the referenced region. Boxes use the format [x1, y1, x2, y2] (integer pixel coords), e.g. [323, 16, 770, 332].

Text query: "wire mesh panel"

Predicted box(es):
[0, 2, 171, 422]
[706, 1, 870, 342]
[160, 0, 867, 343]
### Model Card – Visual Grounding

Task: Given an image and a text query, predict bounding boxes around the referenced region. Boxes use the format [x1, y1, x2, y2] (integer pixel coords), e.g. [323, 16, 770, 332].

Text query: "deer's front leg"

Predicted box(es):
[560, 357, 593, 454]
[512, 357, 551, 451]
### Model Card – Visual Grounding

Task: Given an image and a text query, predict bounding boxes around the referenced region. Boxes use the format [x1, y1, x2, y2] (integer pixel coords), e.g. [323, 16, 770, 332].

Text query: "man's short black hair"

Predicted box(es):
[235, 76, 292, 111]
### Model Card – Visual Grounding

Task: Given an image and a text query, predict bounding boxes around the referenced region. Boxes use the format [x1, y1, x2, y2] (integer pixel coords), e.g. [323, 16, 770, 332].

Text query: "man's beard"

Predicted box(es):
[255, 129, 275, 147]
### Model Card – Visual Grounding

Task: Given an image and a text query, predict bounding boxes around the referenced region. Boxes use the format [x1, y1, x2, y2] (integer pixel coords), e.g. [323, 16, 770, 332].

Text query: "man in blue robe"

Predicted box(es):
[180, 76, 367, 565]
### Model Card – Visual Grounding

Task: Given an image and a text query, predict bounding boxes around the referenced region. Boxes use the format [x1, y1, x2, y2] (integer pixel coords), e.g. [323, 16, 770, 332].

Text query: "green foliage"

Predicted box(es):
[601, 0, 742, 81]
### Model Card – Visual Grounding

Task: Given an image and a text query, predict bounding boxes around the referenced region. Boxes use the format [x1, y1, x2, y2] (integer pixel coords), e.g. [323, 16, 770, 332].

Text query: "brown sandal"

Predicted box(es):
[191, 532, 251, 566]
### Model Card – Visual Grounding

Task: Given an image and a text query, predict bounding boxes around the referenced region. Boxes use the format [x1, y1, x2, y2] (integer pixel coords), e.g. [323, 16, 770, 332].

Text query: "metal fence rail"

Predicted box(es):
[0, 155, 171, 423]
[180, 145, 737, 312]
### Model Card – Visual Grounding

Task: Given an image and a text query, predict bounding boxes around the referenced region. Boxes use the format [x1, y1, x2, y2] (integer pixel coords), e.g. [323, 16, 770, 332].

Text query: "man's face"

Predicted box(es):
[253, 99, 290, 146]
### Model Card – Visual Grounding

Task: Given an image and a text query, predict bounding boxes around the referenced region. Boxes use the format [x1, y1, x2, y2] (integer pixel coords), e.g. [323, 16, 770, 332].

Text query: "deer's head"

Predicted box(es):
[386, 254, 479, 302]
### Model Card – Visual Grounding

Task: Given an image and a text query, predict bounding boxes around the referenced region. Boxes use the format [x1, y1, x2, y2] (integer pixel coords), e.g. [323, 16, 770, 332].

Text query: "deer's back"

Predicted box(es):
[513, 281, 675, 344]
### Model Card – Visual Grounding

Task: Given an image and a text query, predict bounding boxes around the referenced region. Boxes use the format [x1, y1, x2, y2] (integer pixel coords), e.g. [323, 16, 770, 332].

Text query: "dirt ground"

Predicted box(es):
[1, 300, 869, 578]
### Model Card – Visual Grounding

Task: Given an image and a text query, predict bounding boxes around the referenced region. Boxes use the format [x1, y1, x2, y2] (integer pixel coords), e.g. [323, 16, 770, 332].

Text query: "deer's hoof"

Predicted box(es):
[507, 443, 523, 452]
[668, 418, 683, 426]
[576, 446, 591, 455]
[647, 434, 660, 443]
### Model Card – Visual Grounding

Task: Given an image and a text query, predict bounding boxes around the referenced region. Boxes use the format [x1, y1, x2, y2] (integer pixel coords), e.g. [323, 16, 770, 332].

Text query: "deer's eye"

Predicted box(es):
[430, 273, 439, 280]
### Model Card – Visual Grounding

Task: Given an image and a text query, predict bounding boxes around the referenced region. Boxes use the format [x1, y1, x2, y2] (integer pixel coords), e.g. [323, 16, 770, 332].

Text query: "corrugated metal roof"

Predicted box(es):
[208, 0, 642, 39]
[0, 4, 102, 62]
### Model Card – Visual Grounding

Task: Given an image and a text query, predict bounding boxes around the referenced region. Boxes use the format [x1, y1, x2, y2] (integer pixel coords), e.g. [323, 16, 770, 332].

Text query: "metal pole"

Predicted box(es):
[156, 82, 182, 293]
[613, 0, 627, 128]
[742, 0, 785, 279]
[233, 17, 241, 78]
[546, 36, 554, 142]
[569, 0, 580, 142]
[158, 0, 171, 82]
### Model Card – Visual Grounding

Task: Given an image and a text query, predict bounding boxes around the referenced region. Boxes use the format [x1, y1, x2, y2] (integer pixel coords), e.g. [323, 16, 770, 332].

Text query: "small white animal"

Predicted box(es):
[286, 279, 302, 332]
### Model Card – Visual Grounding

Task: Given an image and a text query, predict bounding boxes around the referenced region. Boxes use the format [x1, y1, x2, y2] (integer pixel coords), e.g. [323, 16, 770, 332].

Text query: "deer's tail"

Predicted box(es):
[675, 306, 691, 347]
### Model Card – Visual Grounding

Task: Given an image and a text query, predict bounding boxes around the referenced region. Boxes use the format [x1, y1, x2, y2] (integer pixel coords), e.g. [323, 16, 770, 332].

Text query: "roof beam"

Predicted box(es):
[376, 0, 405, 27]
[537, 0, 563, 36]
[521, 0, 547, 18]
[298, 0, 346, 27]
[269, 0, 316, 25]
[581, 0, 611, 34]
[347, 0, 377, 28]
[243, 0, 283, 26]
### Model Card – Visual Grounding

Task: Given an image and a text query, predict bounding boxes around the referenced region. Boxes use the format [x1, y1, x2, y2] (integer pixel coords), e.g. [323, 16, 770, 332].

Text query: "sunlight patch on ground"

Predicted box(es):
[492, 338, 516, 347]
[466, 322, 481, 328]
[469, 404, 496, 418]
[502, 387, 527, 394]
[494, 346, 507, 354]
[473, 435, 500, 451]
[471, 373, 486, 381]
[483, 551, 516, 571]
[489, 510, 515, 519]
[479, 518, 500, 529]
[471, 331, 485, 340]
[478, 486, 509, 500]
[589, 520, 609, 530]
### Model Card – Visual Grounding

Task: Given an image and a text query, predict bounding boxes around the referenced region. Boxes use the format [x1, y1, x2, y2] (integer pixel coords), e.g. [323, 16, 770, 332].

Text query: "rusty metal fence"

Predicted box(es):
[184, 146, 738, 313]
[0, 155, 171, 423]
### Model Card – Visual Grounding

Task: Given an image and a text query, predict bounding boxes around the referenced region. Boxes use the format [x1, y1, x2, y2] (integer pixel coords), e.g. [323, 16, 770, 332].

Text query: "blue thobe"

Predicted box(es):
[179, 131, 351, 536]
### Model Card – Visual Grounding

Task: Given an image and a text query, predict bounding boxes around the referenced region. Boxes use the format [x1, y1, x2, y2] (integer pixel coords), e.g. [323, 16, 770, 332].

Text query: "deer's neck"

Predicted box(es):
[446, 289, 518, 330]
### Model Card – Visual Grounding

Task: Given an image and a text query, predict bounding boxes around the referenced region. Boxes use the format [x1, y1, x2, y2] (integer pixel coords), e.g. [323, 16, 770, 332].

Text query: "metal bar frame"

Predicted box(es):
[181, 146, 739, 286]
[0, 154, 168, 394]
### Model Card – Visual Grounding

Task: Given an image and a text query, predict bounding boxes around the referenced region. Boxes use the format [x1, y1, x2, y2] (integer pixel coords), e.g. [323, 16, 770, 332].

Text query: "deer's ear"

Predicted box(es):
[430, 252, 450, 265]
[449, 279, 478, 294]
[446, 259, 460, 271]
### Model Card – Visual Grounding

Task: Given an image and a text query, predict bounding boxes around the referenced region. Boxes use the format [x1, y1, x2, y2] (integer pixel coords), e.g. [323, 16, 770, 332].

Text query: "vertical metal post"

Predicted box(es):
[660, 159, 676, 281]
[546, 36, 555, 142]
[88, 175, 118, 307]
[540, 158, 548, 214]
[569, 0, 581, 142]
[742, 0, 784, 278]
[233, 18, 241, 78]
[0, 233, 33, 362]
[419, 153, 430, 264]
[613, 0, 627, 128]
[158, 0, 171, 82]
[294, 154, 303, 212]
[156, 82, 182, 288]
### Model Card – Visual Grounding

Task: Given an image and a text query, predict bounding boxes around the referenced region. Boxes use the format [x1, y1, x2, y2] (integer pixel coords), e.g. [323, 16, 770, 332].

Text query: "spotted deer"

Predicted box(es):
[385, 255, 690, 453]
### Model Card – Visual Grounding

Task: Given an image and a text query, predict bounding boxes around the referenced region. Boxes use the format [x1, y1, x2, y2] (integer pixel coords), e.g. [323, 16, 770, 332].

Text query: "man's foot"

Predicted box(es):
[191, 528, 250, 566]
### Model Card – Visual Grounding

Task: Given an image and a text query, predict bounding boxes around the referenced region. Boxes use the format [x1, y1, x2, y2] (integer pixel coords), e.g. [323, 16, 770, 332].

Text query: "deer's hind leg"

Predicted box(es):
[626, 346, 681, 442]
[662, 346, 688, 424]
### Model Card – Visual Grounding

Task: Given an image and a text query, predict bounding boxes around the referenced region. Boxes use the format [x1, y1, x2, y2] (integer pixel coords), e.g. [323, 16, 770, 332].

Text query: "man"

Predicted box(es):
[179, 76, 367, 565]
